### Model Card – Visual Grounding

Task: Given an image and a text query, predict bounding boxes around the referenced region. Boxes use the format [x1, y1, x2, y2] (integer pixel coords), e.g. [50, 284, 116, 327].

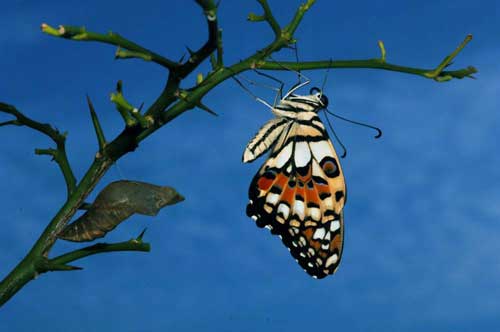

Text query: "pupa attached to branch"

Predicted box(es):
[59, 180, 184, 242]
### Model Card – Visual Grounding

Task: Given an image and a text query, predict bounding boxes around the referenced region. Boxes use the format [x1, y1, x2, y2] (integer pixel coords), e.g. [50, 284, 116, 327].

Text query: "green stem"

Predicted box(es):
[41, 24, 177, 70]
[0, 103, 77, 196]
[257, 58, 477, 81]
[255, 0, 282, 37]
[49, 240, 150, 268]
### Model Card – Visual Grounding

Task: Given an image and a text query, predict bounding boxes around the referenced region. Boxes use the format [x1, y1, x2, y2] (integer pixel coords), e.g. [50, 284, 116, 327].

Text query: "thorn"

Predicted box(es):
[136, 228, 147, 241]
[444, 61, 454, 68]
[116, 80, 123, 93]
[197, 101, 218, 116]
[178, 53, 186, 63]
[185, 46, 196, 57]
[65, 265, 83, 271]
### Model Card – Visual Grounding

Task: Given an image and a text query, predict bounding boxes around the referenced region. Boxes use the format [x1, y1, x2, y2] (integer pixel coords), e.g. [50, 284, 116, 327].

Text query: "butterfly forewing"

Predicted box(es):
[245, 107, 346, 279]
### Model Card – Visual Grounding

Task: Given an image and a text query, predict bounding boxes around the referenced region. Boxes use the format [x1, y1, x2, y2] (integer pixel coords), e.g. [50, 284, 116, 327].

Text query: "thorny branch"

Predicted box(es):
[0, 0, 477, 307]
[0, 103, 76, 197]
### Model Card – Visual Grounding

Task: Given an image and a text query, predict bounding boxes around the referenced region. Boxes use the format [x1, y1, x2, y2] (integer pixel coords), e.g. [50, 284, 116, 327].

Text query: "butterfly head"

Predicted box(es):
[309, 87, 329, 109]
[286, 87, 329, 112]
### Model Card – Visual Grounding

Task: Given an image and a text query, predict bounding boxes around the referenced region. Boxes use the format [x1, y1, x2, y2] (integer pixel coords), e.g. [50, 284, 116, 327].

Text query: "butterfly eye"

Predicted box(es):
[310, 87, 321, 95]
[320, 94, 329, 107]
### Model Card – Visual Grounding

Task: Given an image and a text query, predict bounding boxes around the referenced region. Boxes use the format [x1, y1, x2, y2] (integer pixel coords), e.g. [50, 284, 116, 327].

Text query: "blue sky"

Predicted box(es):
[1, 0, 499, 330]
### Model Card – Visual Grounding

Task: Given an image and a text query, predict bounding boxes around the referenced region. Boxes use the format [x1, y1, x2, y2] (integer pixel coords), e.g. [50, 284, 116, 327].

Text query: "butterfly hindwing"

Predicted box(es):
[246, 114, 346, 279]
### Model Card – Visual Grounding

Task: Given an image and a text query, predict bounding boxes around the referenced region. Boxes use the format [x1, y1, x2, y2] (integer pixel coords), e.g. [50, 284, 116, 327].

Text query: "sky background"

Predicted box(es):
[1, 0, 499, 331]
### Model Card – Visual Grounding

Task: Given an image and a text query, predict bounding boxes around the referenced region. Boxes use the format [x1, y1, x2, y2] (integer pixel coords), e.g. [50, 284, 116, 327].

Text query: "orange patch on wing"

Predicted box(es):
[303, 228, 314, 238]
[295, 184, 305, 200]
[274, 174, 288, 190]
[305, 183, 321, 207]
[280, 183, 295, 206]
[331, 233, 342, 251]
[257, 176, 274, 191]
[316, 185, 330, 199]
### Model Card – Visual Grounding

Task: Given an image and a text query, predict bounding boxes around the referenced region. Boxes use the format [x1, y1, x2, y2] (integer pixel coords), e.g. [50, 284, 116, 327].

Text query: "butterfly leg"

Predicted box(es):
[251, 69, 284, 107]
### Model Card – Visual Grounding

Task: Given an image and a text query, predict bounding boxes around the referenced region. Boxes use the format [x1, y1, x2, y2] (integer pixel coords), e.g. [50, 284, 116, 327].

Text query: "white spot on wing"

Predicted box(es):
[309, 140, 332, 162]
[313, 228, 326, 240]
[277, 203, 290, 219]
[266, 193, 280, 205]
[275, 142, 293, 168]
[325, 254, 339, 267]
[293, 200, 305, 220]
[330, 220, 340, 232]
[294, 141, 311, 167]
[310, 207, 321, 221]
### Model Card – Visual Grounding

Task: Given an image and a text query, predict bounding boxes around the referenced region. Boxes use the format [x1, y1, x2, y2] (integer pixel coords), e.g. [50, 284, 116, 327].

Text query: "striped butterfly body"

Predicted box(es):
[244, 85, 346, 279]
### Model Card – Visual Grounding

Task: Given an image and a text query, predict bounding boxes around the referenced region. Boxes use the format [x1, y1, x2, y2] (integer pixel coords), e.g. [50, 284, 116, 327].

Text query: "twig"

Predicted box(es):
[110, 81, 152, 128]
[177, 0, 219, 78]
[48, 238, 150, 270]
[251, 0, 282, 38]
[40, 24, 177, 70]
[0, 103, 77, 196]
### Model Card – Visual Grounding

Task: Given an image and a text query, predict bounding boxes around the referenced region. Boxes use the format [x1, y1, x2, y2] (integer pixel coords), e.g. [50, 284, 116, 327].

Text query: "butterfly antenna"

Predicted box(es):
[322, 109, 347, 158]
[293, 43, 301, 84]
[325, 108, 382, 139]
[320, 59, 332, 98]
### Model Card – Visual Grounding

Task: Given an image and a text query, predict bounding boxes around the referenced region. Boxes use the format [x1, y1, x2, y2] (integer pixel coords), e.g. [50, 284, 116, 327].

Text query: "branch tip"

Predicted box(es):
[425, 33, 474, 81]
[378, 40, 386, 62]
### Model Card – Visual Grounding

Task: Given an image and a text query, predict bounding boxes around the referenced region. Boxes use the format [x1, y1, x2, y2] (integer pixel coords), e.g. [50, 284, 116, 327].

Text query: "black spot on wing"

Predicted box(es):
[319, 156, 340, 178]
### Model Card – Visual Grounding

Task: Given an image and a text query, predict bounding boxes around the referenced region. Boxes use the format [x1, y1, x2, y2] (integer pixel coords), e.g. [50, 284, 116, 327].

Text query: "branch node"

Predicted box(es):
[424, 34, 473, 81]
[110, 81, 138, 127]
[35, 148, 57, 160]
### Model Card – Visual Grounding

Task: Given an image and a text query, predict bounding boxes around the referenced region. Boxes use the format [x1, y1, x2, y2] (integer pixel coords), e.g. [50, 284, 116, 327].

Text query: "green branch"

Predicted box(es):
[250, 0, 282, 38]
[0, 103, 77, 196]
[254, 35, 476, 82]
[110, 81, 153, 128]
[48, 238, 150, 270]
[41, 23, 178, 70]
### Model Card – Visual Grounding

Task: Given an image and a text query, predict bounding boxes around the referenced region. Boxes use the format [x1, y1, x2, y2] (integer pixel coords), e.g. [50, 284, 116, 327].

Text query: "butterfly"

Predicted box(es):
[243, 82, 346, 279]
